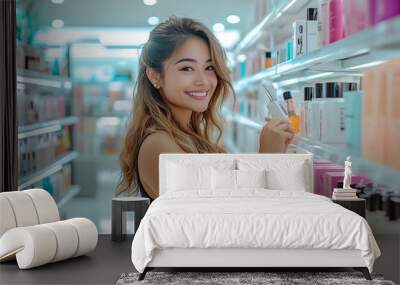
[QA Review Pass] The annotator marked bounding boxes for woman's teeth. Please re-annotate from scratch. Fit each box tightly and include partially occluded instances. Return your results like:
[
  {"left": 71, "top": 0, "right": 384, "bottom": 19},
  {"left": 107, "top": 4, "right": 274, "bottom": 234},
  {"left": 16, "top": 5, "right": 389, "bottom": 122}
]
[{"left": 187, "top": 92, "right": 207, "bottom": 97}]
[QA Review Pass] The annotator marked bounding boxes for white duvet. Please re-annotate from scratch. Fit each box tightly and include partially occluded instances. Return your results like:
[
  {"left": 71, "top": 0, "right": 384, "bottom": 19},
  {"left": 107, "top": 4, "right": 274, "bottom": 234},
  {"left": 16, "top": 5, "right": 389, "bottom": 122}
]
[{"left": 131, "top": 189, "right": 380, "bottom": 273}]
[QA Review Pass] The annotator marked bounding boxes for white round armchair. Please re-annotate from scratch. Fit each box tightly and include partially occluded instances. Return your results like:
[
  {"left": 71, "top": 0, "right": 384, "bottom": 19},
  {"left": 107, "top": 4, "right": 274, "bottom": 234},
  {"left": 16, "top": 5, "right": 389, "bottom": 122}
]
[{"left": 0, "top": 189, "right": 98, "bottom": 269}]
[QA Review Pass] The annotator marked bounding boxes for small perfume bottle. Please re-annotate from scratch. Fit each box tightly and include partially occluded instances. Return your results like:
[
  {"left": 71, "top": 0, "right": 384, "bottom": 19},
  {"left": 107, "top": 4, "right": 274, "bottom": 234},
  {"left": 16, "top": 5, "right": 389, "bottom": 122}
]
[{"left": 283, "top": 91, "right": 300, "bottom": 133}]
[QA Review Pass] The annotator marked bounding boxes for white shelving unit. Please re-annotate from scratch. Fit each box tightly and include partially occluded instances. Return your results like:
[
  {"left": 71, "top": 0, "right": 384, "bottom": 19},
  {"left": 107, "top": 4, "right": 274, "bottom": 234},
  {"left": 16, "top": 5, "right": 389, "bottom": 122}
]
[
  {"left": 18, "top": 116, "right": 79, "bottom": 139},
  {"left": 235, "top": 16, "right": 400, "bottom": 91},
  {"left": 224, "top": 109, "right": 400, "bottom": 188},
  {"left": 18, "top": 151, "right": 79, "bottom": 190},
  {"left": 228, "top": 1, "right": 400, "bottom": 191},
  {"left": 17, "top": 69, "right": 79, "bottom": 207}
]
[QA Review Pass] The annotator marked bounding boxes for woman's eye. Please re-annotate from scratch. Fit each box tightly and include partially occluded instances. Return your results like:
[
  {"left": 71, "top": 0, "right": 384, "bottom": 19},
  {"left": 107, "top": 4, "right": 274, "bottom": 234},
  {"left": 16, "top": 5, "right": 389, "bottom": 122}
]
[
  {"left": 180, "top": 67, "right": 194, "bottom": 71},
  {"left": 206, "top": 65, "right": 215, "bottom": 71}
]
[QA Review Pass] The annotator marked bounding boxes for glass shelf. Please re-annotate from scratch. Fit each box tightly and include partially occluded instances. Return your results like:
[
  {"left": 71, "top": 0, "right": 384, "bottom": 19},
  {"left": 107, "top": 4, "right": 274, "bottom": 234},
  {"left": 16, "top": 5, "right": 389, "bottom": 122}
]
[
  {"left": 234, "top": 16, "right": 400, "bottom": 91},
  {"left": 223, "top": 110, "right": 400, "bottom": 188},
  {"left": 18, "top": 151, "right": 78, "bottom": 190},
  {"left": 234, "top": 0, "right": 311, "bottom": 54},
  {"left": 18, "top": 116, "right": 79, "bottom": 139},
  {"left": 17, "top": 69, "right": 72, "bottom": 91}
]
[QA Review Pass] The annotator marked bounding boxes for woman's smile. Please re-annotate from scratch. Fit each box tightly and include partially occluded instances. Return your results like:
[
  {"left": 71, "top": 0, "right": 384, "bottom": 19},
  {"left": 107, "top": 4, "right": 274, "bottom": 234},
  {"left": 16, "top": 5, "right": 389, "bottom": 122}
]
[{"left": 184, "top": 90, "right": 208, "bottom": 100}]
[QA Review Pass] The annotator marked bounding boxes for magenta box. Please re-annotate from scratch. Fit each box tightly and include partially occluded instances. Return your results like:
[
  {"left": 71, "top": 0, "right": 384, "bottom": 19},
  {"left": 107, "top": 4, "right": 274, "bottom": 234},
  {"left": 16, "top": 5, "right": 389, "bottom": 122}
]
[
  {"left": 323, "top": 172, "right": 373, "bottom": 197},
  {"left": 314, "top": 164, "right": 343, "bottom": 195}
]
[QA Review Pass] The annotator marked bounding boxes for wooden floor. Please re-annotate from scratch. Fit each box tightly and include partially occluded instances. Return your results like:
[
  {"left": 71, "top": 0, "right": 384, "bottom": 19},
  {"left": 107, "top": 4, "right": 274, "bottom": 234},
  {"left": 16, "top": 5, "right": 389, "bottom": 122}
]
[{"left": 0, "top": 235, "right": 134, "bottom": 285}]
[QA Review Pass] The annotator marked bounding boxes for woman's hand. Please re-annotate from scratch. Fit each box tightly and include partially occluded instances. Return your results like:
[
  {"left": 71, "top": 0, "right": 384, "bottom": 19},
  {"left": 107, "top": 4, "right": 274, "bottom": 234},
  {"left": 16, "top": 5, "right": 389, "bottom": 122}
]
[{"left": 259, "top": 118, "right": 295, "bottom": 153}]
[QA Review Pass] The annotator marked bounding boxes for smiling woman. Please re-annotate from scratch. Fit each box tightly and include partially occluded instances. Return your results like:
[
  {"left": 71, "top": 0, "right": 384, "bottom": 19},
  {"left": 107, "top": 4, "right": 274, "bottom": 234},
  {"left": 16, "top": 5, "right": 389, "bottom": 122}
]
[
  {"left": 117, "top": 17, "right": 294, "bottom": 200},
  {"left": 117, "top": 17, "right": 232, "bottom": 199}
]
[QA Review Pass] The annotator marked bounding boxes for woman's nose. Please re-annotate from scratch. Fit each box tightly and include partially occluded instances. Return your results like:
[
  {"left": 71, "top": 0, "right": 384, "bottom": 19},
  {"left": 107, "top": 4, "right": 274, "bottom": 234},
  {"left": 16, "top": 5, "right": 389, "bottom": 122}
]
[{"left": 194, "top": 71, "right": 208, "bottom": 86}]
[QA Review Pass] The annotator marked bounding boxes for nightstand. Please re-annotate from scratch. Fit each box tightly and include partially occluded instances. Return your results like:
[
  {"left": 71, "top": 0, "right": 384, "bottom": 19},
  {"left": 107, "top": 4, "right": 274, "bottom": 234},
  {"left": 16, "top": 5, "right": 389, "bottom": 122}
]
[
  {"left": 112, "top": 197, "right": 150, "bottom": 242},
  {"left": 332, "top": 198, "right": 366, "bottom": 218}
]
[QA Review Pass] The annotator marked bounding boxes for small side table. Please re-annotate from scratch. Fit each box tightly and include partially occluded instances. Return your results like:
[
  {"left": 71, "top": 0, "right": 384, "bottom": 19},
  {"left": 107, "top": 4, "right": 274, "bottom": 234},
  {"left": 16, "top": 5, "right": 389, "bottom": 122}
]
[
  {"left": 112, "top": 197, "right": 150, "bottom": 242},
  {"left": 332, "top": 198, "right": 366, "bottom": 218}
]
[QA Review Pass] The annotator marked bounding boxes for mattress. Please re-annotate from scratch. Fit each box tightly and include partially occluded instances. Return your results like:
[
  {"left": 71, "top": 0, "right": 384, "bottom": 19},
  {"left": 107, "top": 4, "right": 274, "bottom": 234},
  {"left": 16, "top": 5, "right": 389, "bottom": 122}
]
[{"left": 131, "top": 189, "right": 380, "bottom": 273}]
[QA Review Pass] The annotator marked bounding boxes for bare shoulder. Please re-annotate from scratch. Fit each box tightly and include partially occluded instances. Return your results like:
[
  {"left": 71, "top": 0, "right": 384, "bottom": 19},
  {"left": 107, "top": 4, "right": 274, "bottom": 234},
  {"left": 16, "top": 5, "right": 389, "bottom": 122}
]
[{"left": 139, "top": 131, "right": 184, "bottom": 156}]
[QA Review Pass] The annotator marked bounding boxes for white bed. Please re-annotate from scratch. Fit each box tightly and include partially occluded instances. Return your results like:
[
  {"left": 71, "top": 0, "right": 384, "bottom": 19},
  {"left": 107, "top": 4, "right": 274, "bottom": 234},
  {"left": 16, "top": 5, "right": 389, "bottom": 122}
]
[{"left": 131, "top": 154, "right": 380, "bottom": 280}]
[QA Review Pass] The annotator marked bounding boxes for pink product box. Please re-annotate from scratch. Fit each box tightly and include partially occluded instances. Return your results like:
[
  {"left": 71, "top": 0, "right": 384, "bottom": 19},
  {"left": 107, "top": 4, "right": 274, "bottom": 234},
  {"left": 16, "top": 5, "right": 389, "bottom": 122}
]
[
  {"left": 322, "top": 172, "right": 373, "bottom": 197},
  {"left": 369, "top": 0, "right": 400, "bottom": 25},
  {"left": 314, "top": 165, "right": 344, "bottom": 195}
]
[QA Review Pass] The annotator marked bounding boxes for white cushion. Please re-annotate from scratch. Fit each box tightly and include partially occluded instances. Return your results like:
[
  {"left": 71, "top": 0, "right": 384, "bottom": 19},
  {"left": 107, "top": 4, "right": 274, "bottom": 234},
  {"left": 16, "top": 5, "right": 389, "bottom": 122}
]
[
  {"left": 0, "top": 189, "right": 98, "bottom": 269},
  {"left": 0, "top": 218, "right": 98, "bottom": 269},
  {"left": 167, "top": 163, "right": 211, "bottom": 191},
  {"left": 0, "top": 196, "right": 17, "bottom": 237},
  {"left": 212, "top": 168, "right": 237, "bottom": 190},
  {"left": 237, "top": 158, "right": 309, "bottom": 192},
  {"left": 236, "top": 169, "right": 268, "bottom": 189},
  {"left": 267, "top": 164, "right": 307, "bottom": 191}
]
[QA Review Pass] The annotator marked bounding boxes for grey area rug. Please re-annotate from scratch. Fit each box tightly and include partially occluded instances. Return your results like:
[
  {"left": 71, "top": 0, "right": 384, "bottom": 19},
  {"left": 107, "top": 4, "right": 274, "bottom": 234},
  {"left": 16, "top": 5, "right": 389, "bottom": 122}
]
[{"left": 116, "top": 271, "right": 396, "bottom": 285}]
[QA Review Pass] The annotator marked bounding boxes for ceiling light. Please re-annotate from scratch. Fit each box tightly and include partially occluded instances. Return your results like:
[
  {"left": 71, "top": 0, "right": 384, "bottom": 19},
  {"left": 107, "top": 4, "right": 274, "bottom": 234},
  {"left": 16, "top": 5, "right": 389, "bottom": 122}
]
[
  {"left": 227, "top": 15, "right": 240, "bottom": 24},
  {"left": 143, "top": 0, "right": 157, "bottom": 5},
  {"left": 148, "top": 16, "right": 159, "bottom": 26},
  {"left": 51, "top": 0, "right": 64, "bottom": 4},
  {"left": 213, "top": 23, "right": 225, "bottom": 33},
  {"left": 52, "top": 19, "right": 64, "bottom": 29}
]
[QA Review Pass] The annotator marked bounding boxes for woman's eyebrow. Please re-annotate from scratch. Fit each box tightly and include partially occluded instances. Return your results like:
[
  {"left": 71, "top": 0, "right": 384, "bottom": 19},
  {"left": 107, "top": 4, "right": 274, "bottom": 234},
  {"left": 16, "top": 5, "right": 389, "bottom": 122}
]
[{"left": 175, "top": 58, "right": 212, "bottom": 64}]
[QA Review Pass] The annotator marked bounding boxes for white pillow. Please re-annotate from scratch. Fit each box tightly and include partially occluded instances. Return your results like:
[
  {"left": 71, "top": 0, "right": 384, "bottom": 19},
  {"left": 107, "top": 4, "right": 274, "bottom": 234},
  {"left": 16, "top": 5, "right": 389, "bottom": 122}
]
[
  {"left": 167, "top": 163, "right": 211, "bottom": 191},
  {"left": 212, "top": 168, "right": 237, "bottom": 190},
  {"left": 236, "top": 169, "right": 268, "bottom": 189},
  {"left": 237, "top": 159, "right": 308, "bottom": 192},
  {"left": 267, "top": 166, "right": 306, "bottom": 191}
]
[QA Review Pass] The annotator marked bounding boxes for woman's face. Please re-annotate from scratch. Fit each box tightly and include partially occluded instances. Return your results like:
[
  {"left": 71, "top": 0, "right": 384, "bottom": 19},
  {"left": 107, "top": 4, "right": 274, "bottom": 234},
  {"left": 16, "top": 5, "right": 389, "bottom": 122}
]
[{"left": 159, "top": 36, "right": 218, "bottom": 114}]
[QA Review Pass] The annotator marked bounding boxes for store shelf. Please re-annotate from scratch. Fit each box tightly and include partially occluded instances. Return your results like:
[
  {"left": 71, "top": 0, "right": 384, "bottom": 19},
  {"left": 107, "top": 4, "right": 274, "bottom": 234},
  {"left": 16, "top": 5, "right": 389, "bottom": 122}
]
[
  {"left": 17, "top": 69, "right": 72, "bottom": 91},
  {"left": 223, "top": 110, "right": 400, "bottom": 187},
  {"left": 18, "top": 116, "right": 79, "bottom": 139},
  {"left": 18, "top": 151, "right": 79, "bottom": 190},
  {"left": 294, "top": 136, "right": 400, "bottom": 187},
  {"left": 57, "top": 185, "right": 81, "bottom": 209},
  {"left": 235, "top": 16, "right": 400, "bottom": 91},
  {"left": 234, "top": 0, "right": 311, "bottom": 54}
]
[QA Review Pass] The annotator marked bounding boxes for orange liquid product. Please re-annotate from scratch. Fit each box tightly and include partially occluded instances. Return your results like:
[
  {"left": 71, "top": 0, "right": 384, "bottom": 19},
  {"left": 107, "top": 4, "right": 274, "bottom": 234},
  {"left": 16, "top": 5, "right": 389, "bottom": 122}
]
[
  {"left": 283, "top": 91, "right": 300, "bottom": 134},
  {"left": 289, "top": 114, "right": 300, "bottom": 134}
]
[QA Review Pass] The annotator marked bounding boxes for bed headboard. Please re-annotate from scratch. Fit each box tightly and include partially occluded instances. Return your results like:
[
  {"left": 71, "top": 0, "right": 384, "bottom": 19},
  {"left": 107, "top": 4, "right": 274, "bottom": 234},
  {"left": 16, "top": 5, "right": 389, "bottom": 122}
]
[{"left": 159, "top": 153, "right": 313, "bottom": 195}]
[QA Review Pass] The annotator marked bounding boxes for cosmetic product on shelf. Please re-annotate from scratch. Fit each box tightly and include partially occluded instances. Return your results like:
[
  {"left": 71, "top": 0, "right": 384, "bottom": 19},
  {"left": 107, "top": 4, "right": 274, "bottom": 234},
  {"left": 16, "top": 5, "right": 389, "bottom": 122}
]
[
  {"left": 308, "top": 83, "right": 323, "bottom": 141},
  {"left": 314, "top": 163, "right": 344, "bottom": 195},
  {"left": 385, "top": 63, "right": 400, "bottom": 170},
  {"left": 369, "top": 0, "right": 400, "bottom": 26},
  {"left": 362, "top": 67, "right": 387, "bottom": 165},
  {"left": 283, "top": 91, "right": 300, "bottom": 134},
  {"left": 286, "top": 41, "right": 293, "bottom": 61},
  {"left": 329, "top": 0, "right": 344, "bottom": 43},
  {"left": 300, "top": 86, "right": 313, "bottom": 137},
  {"left": 264, "top": 51, "right": 272, "bottom": 69},
  {"left": 318, "top": 0, "right": 330, "bottom": 47},
  {"left": 343, "top": 0, "right": 370, "bottom": 36},
  {"left": 319, "top": 98, "right": 345, "bottom": 144},
  {"left": 344, "top": 91, "right": 363, "bottom": 156},
  {"left": 293, "top": 20, "right": 307, "bottom": 58},
  {"left": 306, "top": 8, "right": 319, "bottom": 53}
]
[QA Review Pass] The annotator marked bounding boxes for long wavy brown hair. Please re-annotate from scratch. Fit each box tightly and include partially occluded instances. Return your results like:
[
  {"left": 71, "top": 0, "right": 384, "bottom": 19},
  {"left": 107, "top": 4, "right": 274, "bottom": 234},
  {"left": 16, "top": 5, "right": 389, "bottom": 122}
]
[{"left": 117, "top": 17, "right": 234, "bottom": 195}]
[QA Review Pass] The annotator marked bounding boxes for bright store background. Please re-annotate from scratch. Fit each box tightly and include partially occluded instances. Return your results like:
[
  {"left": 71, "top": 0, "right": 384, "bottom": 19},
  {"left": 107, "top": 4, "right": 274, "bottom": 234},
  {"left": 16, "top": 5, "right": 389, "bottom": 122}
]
[{"left": 15, "top": 1, "right": 400, "bottom": 282}]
